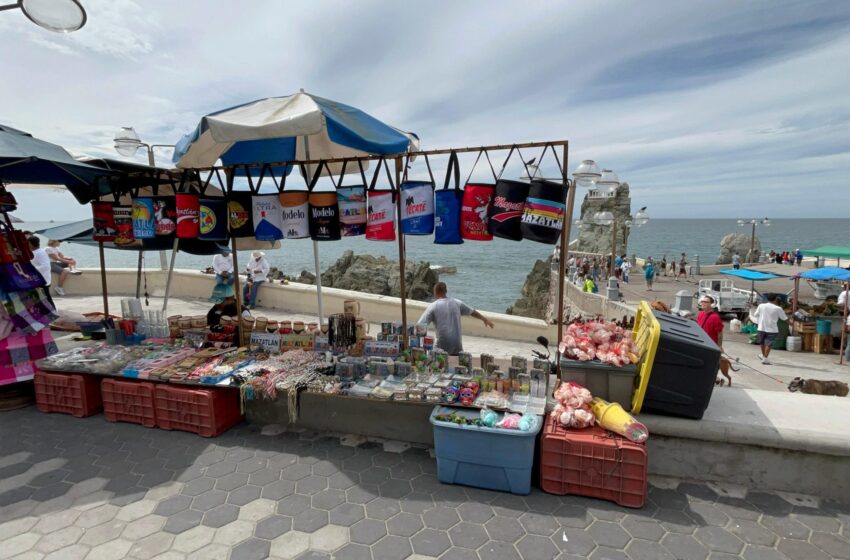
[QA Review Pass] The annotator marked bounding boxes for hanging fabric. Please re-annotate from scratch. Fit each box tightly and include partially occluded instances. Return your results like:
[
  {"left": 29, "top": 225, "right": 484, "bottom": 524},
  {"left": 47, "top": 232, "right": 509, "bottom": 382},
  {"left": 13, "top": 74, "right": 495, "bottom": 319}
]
[
  {"left": 227, "top": 191, "right": 254, "bottom": 238},
  {"left": 308, "top": 162, "right": 341, "bottom": 241},
  {"left": 252, "top": 194, "right": 284, "bottom": 241},
  {"left": 131, "top": 197, "right": 156, "bottom": 239},
  {"left": 521, "top": 145, "right": 567, "bottom": 244},
  {"left": 279, "top": 164, "right": 310, "bottom": 239},
  {"left": 112, "top": 205, "right": 135, "bottom": 246},
  {"left": 175, "top": 193, "right": 201, "bottom": 238},
  {"left": 366, "top": 157, "right": 397, "bottom": 242},
  {"left": 337, "top": 160, "right": 368, "bottom": 237},
  {"left": 399, "top": 154, "right": 435, "bottom": 235},
  {"left": 488, "top": 147, "right": 532, "bottom": 241},
  {"left": 92, "top": 201, "right": 116, "bottom": 242},
  {"left": 434, "top": 150, "right": 463, "bottom": 245},
  {"left": 153, "top": 196, "right": 177, "bottom": 237},
  {"left": 460, "top": 149, "right": 497, "bottom": 241},
  {"left": 199, "top": 197, "right": 229, "bottom": 241}
]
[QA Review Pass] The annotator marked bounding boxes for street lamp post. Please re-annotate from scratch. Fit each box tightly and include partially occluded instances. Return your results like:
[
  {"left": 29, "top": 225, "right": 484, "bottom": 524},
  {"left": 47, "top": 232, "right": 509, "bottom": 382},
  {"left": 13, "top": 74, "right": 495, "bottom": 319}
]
[
  {"left": 114, "top": 127, "right": 177, "bottom": 299},
  {"left": 0, "top": 0, "right": 86, "bottom": 32},
  {"left": 737, "top": 218, "right": 770, "bottom": 263}
]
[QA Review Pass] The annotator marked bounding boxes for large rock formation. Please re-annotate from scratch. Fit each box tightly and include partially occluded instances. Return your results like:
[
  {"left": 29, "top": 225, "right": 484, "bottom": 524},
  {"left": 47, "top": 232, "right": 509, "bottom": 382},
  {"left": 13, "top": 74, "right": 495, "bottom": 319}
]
[
  {"left": 294, "top": 250, "right": 439, "bottom": 301},
  {"left": 716, "top": 232, "right": 762, "bottom": 264},
  {"left": 506, "top": 256, "right": 553, "bottom": 319},
  {"left": 574, "top": 182, "right": 632, "bottom": 255}
]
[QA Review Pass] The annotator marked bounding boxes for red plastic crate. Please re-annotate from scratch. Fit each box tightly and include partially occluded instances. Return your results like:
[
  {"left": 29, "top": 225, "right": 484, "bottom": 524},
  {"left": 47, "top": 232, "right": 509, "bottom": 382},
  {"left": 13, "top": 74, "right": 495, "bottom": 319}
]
[
  {"left": 34, "top": 370, "right": 102, "bottom": 418},
  {"left": 540, "top": 415, "right": 647, "bottom": 508},
  {"left": 101, "top": 378, "right": 157, "bottom": 428},
  {"left": 153, "top": 385, "right": 242, "bottom": 437}
]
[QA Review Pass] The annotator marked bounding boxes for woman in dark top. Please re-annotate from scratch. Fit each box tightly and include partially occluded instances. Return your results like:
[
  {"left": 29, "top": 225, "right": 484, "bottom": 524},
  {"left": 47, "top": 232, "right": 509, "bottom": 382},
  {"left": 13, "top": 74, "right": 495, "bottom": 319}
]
[{"left": 207, "top": 296, "right": 237, "bottom": 327}]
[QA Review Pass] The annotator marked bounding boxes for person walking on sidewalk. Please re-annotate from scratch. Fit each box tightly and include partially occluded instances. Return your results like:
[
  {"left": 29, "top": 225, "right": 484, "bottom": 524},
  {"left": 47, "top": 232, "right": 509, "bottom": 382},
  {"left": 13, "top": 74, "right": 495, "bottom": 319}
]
[
  {"left": 675, "top": 253, "right": 687, "bottom": 281},
  {"left": 644, "top": 260, "right": 655, "bottom": 291},
  {"left": 750, "top": 294, "right": 787, "bottom": 365}
]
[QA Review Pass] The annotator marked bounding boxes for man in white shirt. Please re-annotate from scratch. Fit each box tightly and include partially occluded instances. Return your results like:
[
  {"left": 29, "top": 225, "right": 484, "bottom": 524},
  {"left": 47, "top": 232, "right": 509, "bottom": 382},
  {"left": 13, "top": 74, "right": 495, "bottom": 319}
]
[
  {"left": 243, "top": 251, "right": 270, "bottom": 309},
  {"left": 210, "top": 249, "right": 235, "bottom": 302},
  {"left": 417, "top": 282, "right": 493, "bottom": 355},
  {"left": 750, "top": 294, "right": 788, "bottom": 365},
  {"left": 28, "top": 236, "right": 54, "bottom": 306},
  {"left": 621, "top": 260, "right": 631, "bottom": 283}
]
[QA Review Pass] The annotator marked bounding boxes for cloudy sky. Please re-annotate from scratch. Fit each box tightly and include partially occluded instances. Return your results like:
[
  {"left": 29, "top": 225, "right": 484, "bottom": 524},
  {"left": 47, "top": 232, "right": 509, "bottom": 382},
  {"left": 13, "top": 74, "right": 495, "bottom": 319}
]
[{"left": 3, "top": 0, "right": 849, "bottom": 220}]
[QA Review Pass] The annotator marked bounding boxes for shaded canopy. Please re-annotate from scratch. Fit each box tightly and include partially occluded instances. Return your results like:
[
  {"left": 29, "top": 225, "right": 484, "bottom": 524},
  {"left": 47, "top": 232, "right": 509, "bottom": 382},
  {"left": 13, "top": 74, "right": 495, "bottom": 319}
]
[
  {"left": 718, "top": 269, "right": 786, "bottom": 281},
  {"left": 798, "top": 267, "right": 850, "bottom": 282},
  {"left": 799, "top": 246, "right": 850, "bottom": 260},
  {"left": 0, "top": 123, "right": 113, "bottom": 202}
]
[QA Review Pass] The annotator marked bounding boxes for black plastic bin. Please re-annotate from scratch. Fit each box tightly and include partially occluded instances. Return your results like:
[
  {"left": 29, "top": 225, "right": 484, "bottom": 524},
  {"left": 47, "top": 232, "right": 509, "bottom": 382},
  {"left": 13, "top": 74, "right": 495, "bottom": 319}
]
[{"left": 642, "top": 310, "right": 721, "bottom": 419}]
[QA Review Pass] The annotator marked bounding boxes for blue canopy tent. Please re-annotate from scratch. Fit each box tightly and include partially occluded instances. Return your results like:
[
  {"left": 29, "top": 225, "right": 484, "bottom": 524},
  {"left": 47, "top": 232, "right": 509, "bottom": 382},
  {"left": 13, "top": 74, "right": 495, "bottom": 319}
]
[
  {"left": 172, "top": 91, "right": 418, "bottom": 326},
  {"left": 718, "top": 268, "right": 787, "bottom": 305},
  {"left": 796, "top": 268, "right": 850, "bottom": 363}
]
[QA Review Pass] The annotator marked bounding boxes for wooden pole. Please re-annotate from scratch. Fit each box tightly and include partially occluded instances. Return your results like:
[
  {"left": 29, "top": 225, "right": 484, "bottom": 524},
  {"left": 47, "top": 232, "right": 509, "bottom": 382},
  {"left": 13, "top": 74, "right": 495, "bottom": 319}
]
[
  {"left": 556, "top": 143, "right": 573, "bottom": 381},
  {"left": 225, "top": 169, "right": 246, "bottom": 345},
  {"left": 395, "top": 156, "right": 409, "bottom": 350},
  {"left": 791, "top": 277, "right": 799, "bottom": 335},
  {"left": 98, "top": 241, "right": 109, "bottom": 316},
  {"left": 135, "top": 251, "right": 143, "bottom": 299}
]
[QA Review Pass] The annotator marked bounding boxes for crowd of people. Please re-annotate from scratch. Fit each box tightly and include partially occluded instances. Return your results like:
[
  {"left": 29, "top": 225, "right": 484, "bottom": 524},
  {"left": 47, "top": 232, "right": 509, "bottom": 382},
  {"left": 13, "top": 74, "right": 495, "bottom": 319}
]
[
  {"left": 768, "top": 249, "right": 803, "bottom": 266},
  {"left": 209, "top": 249, "right": 273, "bottom": 310}
]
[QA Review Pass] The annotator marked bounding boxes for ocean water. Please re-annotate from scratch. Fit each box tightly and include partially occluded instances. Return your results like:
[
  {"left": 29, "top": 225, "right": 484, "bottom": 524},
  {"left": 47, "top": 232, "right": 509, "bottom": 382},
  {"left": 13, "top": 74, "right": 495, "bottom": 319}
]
[{"left": 20, "top": 219, "right": 850, "bottom": 313}]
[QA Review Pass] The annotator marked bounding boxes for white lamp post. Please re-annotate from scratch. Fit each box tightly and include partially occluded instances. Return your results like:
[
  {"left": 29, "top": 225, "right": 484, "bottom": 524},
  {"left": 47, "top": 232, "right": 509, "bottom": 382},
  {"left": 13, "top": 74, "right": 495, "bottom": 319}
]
[
  {"left": 0, "top": 0, "right": 86, "bottom": 32},
  {"left": 596, "top": 169, "right": 620, "bottom": 193},
  {"left": 573, "top": 160, "right": 602, "bottom": 188},
  {"left": 114, "top": 127, "right": 174, "bottom": 166},
  {"left": 738, "top": 218, "right": 770, "bottom": 263}
]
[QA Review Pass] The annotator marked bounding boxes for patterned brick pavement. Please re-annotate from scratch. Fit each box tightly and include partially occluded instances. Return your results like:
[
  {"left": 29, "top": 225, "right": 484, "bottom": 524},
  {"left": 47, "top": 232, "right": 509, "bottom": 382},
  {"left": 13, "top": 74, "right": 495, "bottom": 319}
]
[{"left": 1, "top": 408, "right": 849, "bottom": 560}]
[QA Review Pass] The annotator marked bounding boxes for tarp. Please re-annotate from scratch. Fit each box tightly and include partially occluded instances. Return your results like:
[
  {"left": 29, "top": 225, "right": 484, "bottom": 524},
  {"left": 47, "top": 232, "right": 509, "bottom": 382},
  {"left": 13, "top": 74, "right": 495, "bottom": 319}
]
[
  {"left": 0, "top": 123, "right": 112, "bottom": 202},
  {"left": 34, "top": 219, "right": 228, "bottom": 255},
  {"left": 798, "top": 267, "right": 850, "bottom": 282},
  {"left": 799, "top": 245, "right": 850, "bottom": 260},
  {"left": 172, "top": 91, "right": 417, "bottom": 177},
  {"left": 718, "top": 269, "right": 786, "bottom": 281}
]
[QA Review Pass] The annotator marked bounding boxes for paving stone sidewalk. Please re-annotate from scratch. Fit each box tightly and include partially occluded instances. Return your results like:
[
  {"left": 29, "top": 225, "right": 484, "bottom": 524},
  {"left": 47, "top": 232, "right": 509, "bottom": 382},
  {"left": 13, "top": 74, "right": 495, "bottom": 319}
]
[{"left": 1, "top": 408, "right": 848, "bottom": 560}]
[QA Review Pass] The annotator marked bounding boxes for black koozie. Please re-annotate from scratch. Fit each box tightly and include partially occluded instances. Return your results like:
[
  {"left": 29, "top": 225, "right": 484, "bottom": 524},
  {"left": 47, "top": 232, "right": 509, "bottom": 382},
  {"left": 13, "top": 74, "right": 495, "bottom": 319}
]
[
  {"left": 488, "top": 179, "right": 529, "bottom": 241},
  {"left": 520, "top": 179, "right": 566, "bottom": 245}
]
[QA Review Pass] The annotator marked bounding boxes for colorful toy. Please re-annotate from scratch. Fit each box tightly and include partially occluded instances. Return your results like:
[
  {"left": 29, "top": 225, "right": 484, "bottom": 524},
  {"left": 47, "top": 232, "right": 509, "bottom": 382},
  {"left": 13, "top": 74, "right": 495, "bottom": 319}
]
[
  {"left": 479, "top": 408, "right": 498, "bottom": 427},
  {"left": 443, "top": 382, "right": 461, "bottom": 404},
  {"left": 459, "top": 381, "right": 479, "bottom": 406}
]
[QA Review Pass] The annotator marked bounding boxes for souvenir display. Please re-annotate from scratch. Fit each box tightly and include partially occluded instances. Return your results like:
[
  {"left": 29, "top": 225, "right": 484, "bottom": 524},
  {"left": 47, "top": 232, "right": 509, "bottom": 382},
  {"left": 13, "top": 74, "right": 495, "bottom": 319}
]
[
  {"left": 153, "top": 196, "right": 177, "bottom": 236},
  {"left": 228, "top": 191, "right": 254, "bottom": 238},
  {"left": 366, "top": 158, "right": 396, "bottom": 241},
  {"left": 520, "top": 179, "right": 565, "bottom": 244},
  {"left": 92, "top": 201, "right": 116, "bottom": 242},
  {"left": 252, "top": 194, "right": 284, "bottom": 241},
  {"left": 131, "top": 197, "right": 156, "bottom": 239},
  {"left": 434, "top": 151, "right": 463, "bottom": 244},
  {"left": 112, "top": 205, "right": 135, "bottom": 245},
  {"left": 337, "top": 161, "right": 368, "bottom": 237},
  {"left": 175, "top": 193, "right": 201, "bottom": 238},
  {"left": 199, "top": 197, "right": 228, "bottom": 241},
  {"left": 400, "top": 155, "right": 435, "bottom": 235}
]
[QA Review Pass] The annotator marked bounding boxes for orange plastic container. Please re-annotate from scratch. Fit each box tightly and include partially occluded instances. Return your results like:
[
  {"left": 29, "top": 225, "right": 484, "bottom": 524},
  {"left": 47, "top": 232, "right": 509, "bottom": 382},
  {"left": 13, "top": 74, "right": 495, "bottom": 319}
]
[
  {"left": 101, "top": 378, "right": 157, "bottom": 428},
  {"left": 153, "top": 385, "right": 242, "bottom": 437},
  {"left": 540, "top": 415, "right": 647, "bottom": 508},
  {"left": 34, "top": 370, "right": 102, "bottom": 418}
]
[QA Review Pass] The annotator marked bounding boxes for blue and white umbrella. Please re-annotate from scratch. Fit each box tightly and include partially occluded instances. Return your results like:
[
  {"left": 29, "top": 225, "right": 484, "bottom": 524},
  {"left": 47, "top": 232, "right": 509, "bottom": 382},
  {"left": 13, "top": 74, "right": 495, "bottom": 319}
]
[
  {"left": 172, "top": 91, "right": 418, "bottom": 321},
  {"left": 173, "top": 90, "right": 418, "bottom": 176}
]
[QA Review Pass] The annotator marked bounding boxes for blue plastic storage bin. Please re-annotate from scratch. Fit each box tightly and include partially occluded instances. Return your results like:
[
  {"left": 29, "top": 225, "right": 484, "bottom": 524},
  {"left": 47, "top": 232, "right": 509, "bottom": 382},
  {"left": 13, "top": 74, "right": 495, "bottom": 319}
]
[{"left": 429, "top": 406, "right": 542, "bottom": 495}]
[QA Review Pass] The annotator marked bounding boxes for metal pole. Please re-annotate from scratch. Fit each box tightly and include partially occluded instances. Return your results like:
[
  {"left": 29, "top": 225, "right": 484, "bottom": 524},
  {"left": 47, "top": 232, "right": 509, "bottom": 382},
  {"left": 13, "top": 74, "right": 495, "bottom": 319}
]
[
  {"left": 395, "top": 156, "right": 409, "bottom": 349},
  {"left": 146, "top": 145, "right": 169, "bottom": 271},
  {"left": 791, "top": 277, "right": 800, "bottom": 336},
  {"left": 162, "top": 238, "right": 179, "bottom": 312},
  {"left": 609, "top": 220, "right": 617, "bottom": 277},
  {"left": 135, "top": 251, "right": 143, "bottom": 299},
  {"left": 303, "top": 135, "right": 325, "bottom": 324},
  {"left": 557, "top": 144, "right": 574, "bottom": 381},
  {"left": 98, "top": 241, "right": 109, "bottom": 316},
  {"left": 224, "top": 169, "right": 245, "bottom": 344},
  {"left": 750, "top": 222, "right": 756, "bottom": 264},
  {"left": 840, "top": 283, "right": 848, "bottom": 365}
]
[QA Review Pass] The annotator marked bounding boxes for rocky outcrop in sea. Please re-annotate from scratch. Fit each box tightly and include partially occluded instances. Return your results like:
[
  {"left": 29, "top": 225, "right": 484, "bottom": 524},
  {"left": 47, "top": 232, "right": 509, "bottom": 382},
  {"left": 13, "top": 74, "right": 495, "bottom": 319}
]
[
  {"left": 506, "top": 256, "right": 552, "bottom": 319},
  {"left": 716, "top": 232, "right": 761, "bottom": 264},
  {"left": 574, "top": 182, "right": 632, "bottom": 255},
  {"left": 293, "top": 250, "right": 439, "bottom": 301}
]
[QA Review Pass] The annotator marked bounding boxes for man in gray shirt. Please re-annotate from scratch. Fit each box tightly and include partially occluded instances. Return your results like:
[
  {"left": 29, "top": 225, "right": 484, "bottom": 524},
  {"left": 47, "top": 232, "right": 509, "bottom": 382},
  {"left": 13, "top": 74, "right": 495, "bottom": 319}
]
[{"left": 417, "top": 282, "right": 494, "bottom": 355}]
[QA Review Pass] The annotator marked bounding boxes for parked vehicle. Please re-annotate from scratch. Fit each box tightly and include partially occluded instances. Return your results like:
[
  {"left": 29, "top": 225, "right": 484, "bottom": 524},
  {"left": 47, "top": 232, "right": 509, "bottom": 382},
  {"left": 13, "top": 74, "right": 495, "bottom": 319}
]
[{"left": 697, "top": 279, "right": 756, "bottom": 318}]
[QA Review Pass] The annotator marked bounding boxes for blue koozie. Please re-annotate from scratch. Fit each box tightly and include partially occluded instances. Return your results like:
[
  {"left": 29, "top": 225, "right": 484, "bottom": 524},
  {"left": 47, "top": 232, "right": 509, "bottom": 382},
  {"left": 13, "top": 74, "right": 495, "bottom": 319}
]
[{"left": 434, "top": 151, "right": 463, "bottom": 244}]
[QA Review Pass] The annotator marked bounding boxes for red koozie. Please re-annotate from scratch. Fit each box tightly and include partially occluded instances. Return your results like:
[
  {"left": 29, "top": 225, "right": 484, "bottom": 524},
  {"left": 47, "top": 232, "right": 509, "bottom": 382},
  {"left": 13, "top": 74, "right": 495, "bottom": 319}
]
[
  {"left": 92, "top": 201, "right": 116, "bottom": 242},
  {"left": 460, "top": 183, "right": 494, "bottom": 241},
  {"left": 175, "top": 194, "right": 200, "bottom": 238}
]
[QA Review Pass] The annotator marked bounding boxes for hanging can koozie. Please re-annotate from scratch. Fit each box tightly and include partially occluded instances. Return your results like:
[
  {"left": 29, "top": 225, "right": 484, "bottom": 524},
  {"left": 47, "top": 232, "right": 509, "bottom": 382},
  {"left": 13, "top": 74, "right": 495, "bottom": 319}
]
[
  {"left": 112, "top": 205, "right": 135, "bottom": 246},
  {"left": 488, "top": 179, "right": 529, "bottom": 241},
  {"left": 460, "top": 149, "right": 497, "bottom": 241},
  {"left": 228, "top": 191, "right": 254, "bottom": 238},
  {"left": 337, "top": 160, "right": 368, "bottom": 237},
  {"left": 175, "top": 193, "right": 200, "bottom": 238},
  {"left": 199, "top": 197, "right": 228, "bottom": 241},
  {"left": 152, "top": 196, "right": 177, "bottom": 237},
  {"left": 366, "top": 158, "right": 396, "bottom": 242},
  {"left": 252, "top": 195, "right": 284, "bottom": 241},
  {"left": 280, "top": 190, "right": 310, "bottom": 239},
  {"left": 520, "top": 179, "right": 565, "bottom": 244},
  {"left": 400, "top": 155, "right": 435, "bottom": 235},
  {"left": 308, "top": 162, "right": 341, "bottom": 241},
  {"left": 434, "top": 151, "right": 463, "bottom": 245},
  {"left": 92, "top": 201, "right": 116, "bottom": 242},
  {"left": 131, "top": 197, "right": 156, "bottom": 239}
]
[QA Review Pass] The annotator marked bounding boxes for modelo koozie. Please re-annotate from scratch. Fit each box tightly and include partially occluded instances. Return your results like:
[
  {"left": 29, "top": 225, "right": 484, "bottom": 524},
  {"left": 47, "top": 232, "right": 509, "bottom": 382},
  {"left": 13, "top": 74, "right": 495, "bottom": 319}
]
[
  {"left": 488, "top": 179, "right": 529, "bottom": 241},
  {"left": 434, "top": 151, "right": 463, "bottom": 244},
  {"left": 199, "top": 197, "right": 228, "bottom": 241},
  {"left": 520, "top": 179, "right": 565, "bottom": 244},
  {"left": 175, "top": 193, "right": 200, "bottom": 238}
]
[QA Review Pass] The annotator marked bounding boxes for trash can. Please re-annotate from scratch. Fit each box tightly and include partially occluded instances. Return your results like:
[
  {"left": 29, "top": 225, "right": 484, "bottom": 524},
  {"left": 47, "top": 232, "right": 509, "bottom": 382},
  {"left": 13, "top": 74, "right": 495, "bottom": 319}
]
[
  {"left": 560, "top": 359, "right": 637, "bottom": 408},
  {"left": 638, "top": 310, "right": 721, "bottom": 419}
]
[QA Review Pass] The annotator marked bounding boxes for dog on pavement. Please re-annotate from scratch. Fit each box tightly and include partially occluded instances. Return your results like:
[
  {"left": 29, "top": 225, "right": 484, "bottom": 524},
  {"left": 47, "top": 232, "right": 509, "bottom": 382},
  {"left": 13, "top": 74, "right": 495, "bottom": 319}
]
[
  {"left": 715, "top": 356, "right": 740, "bottom": 387},
  {"left": 787, "top": 377, "right": 849, "bottom": 396}
]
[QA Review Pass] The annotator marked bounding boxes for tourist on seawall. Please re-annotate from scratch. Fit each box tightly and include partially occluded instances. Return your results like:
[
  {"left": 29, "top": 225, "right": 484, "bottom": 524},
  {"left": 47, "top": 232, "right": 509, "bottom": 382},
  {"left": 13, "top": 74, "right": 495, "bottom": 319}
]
[
  {"left": 210, "top": 249, "right": 235, "bottom": 303},
  {"left": 243, "top": 251, "right": 270, "bottom": 310},
  {"left": 417, "top": 281, "right": 494, "bottom": 355}
]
